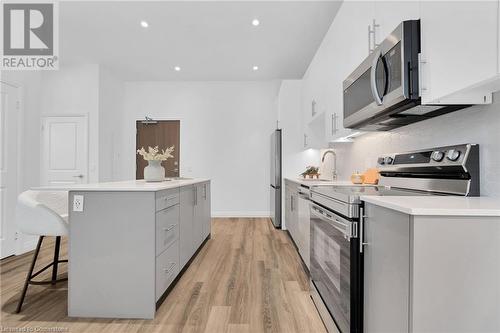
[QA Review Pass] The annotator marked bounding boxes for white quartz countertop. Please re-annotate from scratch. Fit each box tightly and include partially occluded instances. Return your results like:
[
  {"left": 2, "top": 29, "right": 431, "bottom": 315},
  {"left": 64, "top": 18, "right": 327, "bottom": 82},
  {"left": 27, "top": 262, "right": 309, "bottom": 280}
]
[
  {"left": 33, "top": 178, "right": 210, "bottom": 192},
  {"left": 285, "top": 178, "right": 366, "bottom": 187},
  {"left": 361, "top": 196, "right": 500, "bottom": 216}
]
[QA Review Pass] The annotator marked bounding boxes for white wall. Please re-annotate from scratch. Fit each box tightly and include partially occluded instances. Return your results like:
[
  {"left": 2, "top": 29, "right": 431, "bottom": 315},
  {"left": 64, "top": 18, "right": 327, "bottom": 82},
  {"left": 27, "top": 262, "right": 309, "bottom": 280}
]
[
  {"left": 99, "top": 67, "right": 124, "bottom": 182},
  {"left": 39, "top": 64, "right": 100, "bottom": 183},
  {"left": 121, "top": 81, "right": 280, "bottom": 216},
  {"left": 332, "top": 100, "right": 500, "bottom": 196}
]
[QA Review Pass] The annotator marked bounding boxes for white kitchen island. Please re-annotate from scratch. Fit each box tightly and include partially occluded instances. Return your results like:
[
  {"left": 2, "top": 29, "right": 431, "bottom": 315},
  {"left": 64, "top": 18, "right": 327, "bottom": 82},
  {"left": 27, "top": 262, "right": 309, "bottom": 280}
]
[{"left": 41, "top": 179, "right": 211, "bottom": 319}]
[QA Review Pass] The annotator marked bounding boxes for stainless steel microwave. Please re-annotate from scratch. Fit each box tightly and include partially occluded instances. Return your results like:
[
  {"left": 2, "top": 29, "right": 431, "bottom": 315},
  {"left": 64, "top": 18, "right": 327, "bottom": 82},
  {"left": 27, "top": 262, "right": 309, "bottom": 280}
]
[{"left": 343, "top": 20, "right": 468, "bottom": 131}]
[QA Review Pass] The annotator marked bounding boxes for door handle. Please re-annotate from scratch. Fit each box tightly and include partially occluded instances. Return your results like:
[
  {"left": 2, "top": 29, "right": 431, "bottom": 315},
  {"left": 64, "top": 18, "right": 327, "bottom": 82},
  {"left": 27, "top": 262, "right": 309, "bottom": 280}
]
[{"left": 73, "top": 174, "right": 84, "bottom": 178}]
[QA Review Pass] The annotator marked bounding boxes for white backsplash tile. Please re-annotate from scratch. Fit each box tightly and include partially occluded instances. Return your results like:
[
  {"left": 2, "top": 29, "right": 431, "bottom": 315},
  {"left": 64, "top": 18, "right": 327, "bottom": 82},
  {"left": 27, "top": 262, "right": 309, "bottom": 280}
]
[{"left": 332, "top": 95, "right": 500, "bottom": 197}]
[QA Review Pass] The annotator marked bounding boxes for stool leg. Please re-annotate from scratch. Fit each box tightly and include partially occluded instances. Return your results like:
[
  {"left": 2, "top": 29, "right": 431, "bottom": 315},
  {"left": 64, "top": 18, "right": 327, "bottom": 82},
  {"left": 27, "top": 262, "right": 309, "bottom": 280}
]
[
  {"left": 16, "top": 236, "right": 44, "bottom": 313},
  {"left": 51, "top": 236, "right": 61, "bottom": 285}
]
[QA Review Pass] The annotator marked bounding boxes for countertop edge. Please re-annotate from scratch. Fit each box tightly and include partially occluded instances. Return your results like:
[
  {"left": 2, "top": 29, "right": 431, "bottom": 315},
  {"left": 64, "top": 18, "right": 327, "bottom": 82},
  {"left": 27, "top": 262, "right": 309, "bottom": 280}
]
[
  {"left": 33, "top": 179, "right": 211, "bottom": 192},
  {"left": 284, "top": 177, "right": 360, "bottom": 187},
  {"left": 360, "top": 196, "right": 500, "bottom": 217}
]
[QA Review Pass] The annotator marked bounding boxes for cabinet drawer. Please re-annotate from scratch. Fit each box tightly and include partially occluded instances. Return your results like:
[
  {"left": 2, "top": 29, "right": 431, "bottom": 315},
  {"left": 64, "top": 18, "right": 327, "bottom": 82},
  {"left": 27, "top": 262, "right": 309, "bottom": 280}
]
[
  {"left": 156, "top": 205, "right": 180, "bottom": 256},
  {"left": 155, "top": 241, "right": 179, "bottom": 301},
  {"left": 156, "top": 189, "right": 180, "bottom": 212}
]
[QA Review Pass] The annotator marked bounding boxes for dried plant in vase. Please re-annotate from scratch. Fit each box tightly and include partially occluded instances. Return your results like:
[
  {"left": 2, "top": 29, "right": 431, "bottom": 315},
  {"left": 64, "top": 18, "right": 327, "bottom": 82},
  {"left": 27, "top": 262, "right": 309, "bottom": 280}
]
[
  {"left": 300, "top": 166, "right": 320, "bottom": 179},
  {"left": 137, "top": 146, "right": 175, "bottom": 182}
]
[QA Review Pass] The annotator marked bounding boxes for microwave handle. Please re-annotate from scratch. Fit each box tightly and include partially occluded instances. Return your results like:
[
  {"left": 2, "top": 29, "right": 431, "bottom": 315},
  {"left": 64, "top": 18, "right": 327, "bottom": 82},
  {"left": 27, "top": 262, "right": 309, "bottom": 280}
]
[{"left": 370, "top": 49, "right": 383, "bottom": 106}]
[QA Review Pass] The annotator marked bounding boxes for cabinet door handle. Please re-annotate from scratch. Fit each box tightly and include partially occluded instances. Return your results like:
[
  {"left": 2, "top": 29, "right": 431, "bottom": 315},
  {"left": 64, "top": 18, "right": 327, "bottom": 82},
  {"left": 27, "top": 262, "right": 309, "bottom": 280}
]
[
  {"left": 368, "top": 24, "right": 371, "bottom": 54},
  {"left": 193, "top": 187, "right": 197, "bottom": 206},
  {"left": 163, "top": 224, "right": 176, "bottom": 232},
  {"left": 331, "top": 113, "right": 338, "bottom": 135},
  {"left": 164, "top": 262, "right": 176, "bottom": 274},
  {"left": 291, "top": 194, "right": 294, "bottom": 212},
  {"left": 303, "top": 134, "right": 307, "bottom": 148},
  {"left": 418, "top": 54, "right": 428, "bottom": 93},
  {"left": 165, "top": 195, "right": 177, "bottom": 202}
]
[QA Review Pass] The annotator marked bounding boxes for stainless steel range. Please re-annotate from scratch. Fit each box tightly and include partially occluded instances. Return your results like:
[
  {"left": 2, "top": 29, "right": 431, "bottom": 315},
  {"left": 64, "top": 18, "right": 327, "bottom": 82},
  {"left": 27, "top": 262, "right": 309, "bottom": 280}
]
[{"left": 309, "top": 144, "right": 479, "bottom": 333}]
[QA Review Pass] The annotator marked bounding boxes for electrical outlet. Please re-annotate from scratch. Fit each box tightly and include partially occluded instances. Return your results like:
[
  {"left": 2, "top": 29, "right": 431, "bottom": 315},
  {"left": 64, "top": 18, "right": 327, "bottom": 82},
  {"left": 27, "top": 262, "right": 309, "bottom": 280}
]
[{"left": 73, "top": 195, "right": 84, "bottom": 212}]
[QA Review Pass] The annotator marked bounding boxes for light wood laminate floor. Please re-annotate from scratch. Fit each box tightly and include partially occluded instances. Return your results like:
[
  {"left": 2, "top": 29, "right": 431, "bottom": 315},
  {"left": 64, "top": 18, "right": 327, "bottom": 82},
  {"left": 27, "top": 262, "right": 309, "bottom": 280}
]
[{"left": 1, "top": 218, "right": 326, "bottom": 332}]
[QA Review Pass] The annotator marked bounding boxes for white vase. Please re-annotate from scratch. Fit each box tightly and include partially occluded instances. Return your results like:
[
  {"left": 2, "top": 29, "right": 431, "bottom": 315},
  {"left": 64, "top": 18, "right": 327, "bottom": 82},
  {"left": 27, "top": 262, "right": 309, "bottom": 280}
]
[{"left": 144, "top": 160, "right": 165, "bottom": 182}]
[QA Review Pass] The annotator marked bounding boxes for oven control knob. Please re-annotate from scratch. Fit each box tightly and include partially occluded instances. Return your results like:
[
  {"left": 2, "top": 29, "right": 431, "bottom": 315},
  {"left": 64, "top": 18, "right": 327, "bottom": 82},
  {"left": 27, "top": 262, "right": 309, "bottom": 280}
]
[
  {"left": 431, "top": 151, "right": 445, "bottom": 162},
  {"left": 384, "top": 156, "right": 394, "bottom": 165},
  {"left": 446, "top": 149, "right": 461, "bottom": 161},
  {"left": 377, "top": 157, "right": 385, "bottom": 165}
]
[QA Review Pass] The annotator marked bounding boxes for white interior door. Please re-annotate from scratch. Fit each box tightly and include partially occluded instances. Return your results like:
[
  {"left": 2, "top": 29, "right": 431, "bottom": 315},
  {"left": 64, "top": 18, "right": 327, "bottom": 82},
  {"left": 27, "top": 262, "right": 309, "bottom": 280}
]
[
  {"left": 41, "top": 116, "right": 88, "bottom": 185},
  {"left": 0, "top": 82, "right": 20, "bottom": 259}
]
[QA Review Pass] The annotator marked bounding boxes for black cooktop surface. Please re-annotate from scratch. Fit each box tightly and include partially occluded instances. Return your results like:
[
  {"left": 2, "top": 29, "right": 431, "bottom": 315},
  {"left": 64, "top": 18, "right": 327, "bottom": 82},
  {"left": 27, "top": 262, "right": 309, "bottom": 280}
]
[{"left": 311, "top": 185, "right": 436, "bottom": 204}]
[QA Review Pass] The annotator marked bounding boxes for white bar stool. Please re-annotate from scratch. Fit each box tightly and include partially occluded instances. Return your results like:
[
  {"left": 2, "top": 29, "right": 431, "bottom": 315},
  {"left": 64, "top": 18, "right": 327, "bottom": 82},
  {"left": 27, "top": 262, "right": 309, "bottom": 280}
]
[{"left": 15, "top": 190, "right": 69, "bottom": 313}]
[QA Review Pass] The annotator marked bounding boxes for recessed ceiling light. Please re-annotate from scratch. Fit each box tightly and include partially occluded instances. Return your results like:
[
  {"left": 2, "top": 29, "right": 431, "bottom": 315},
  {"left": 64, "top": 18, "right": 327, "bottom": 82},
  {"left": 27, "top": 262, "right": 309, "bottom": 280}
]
[
  {"left": 252, "top": 65, "right": 259, "bottom": 71},
  {"left": 174, "top": 66, "right": 181, "bottom": 71},
  {"left": 252, "top": 19, "right": 260, "bottom": 26},
  {"left": 140, "top": 20, "right": 149, "bottom": 28}
]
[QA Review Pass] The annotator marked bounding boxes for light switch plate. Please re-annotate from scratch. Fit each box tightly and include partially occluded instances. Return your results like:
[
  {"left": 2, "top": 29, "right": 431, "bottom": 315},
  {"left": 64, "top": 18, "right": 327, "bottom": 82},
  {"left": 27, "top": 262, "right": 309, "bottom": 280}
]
[{"left": 73, "top": 195, "right": 84, "bottom": 212}]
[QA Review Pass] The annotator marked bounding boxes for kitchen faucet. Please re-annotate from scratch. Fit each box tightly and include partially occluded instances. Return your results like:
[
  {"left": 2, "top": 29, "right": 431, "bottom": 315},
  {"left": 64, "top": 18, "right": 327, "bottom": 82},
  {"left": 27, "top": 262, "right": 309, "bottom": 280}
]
[{"left": 321, "top": 150, "right": 337, "bottom": 180}]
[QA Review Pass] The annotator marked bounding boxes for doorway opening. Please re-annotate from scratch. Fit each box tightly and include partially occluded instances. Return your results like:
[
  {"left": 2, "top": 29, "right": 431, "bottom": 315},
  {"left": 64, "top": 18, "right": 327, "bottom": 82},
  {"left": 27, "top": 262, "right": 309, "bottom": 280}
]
[{"left": 136, "top": 120, "right": 180, "bottom": 179}]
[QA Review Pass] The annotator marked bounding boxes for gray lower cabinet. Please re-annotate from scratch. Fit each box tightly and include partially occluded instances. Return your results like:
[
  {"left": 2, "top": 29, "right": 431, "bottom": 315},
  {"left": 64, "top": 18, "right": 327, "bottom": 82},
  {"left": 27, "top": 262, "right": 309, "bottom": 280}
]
[
  {"left": 363, "top": 202, "right": 500, "bottom": 332},
  {"left": 202, "top": 182, "right": 211, "bottom": 239},
  {"left": 180, "top": 182, "right": 211, "bottom": 268},
  {"left": 155, "top": 204, "right": 180, "bottom": 256},
  {"left": 285, "top": 180, "right": 305, "bottom": 262},
  {"left": 155, "top": 240, "right": 179, "bottom": 301},
  {"left": 69, "top": 181, "right": 211, "bottom": 319},
  {"left": 180, "top": 185, "right": 195, "bottom": 267},
  {"left": 363, "top": 203, "right": 410, "bottom": 333},
  {"left": 285, "top": 180, "right": 299, "bottom": 236}
]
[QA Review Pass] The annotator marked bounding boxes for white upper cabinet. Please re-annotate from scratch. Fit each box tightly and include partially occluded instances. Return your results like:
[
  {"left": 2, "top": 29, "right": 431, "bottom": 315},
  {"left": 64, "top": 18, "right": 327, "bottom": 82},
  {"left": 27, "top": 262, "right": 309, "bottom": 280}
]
[
  {"left": 374, "top": 1, "right": 420, "bottom": 44},
  {"left": 326, "top": 1, "right": 374, "bottom": 142},
  {"left": 299, "top": 0, "right": 499, "bottom": 145},
  {"left": 302, "top": 1, "right": 374, "bottom": 144},
  {"left": 420, "top": 1, "right": 497, "bottom": 104}
]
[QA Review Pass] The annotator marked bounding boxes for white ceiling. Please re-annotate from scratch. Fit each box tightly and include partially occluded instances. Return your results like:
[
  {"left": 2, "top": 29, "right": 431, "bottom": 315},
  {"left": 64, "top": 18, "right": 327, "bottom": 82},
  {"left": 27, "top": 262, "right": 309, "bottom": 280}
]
[{"left": 59, "top": 1, "right": 341, "bottom": 81}]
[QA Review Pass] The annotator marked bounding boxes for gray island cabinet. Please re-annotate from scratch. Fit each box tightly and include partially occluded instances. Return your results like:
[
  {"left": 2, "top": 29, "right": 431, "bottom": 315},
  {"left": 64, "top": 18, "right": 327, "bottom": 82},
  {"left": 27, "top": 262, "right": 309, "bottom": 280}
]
[
  {"left": 362, "top": 198, "right": 500, "bottom": 333},
  {"left": 67, "top": 179, "right": 211, "bottom": 319}
]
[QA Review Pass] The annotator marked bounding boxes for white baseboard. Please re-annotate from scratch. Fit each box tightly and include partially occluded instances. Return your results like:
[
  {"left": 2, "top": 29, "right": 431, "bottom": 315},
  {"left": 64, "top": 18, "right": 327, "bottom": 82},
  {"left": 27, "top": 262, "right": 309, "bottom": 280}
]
[{"left": 212, "top": 211, "right": 271, "bottom": 218}]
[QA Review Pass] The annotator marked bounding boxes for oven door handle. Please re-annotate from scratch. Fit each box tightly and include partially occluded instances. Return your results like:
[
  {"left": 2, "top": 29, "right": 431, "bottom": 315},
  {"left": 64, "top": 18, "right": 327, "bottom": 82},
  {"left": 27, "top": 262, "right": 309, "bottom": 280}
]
[
  {"left": 298, "top": 193, "right": 310, "bottom": 200},
  {"left": 360, "top": 207, "right": 368, "bottom": 253},
  {"left": 311, "top": 205, "right": 349, "bottom": 236}
]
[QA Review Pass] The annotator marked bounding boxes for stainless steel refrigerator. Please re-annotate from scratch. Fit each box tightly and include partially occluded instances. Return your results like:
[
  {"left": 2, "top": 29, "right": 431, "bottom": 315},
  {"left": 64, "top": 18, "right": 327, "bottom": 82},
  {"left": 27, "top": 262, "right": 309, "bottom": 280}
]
[{"left": 270, "top": 129, "right": 282, "bottom": 228}]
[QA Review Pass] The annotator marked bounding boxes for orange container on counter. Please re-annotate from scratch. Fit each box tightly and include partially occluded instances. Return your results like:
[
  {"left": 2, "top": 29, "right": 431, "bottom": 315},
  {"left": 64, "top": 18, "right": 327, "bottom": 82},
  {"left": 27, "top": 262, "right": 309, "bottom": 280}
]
[{"left": 363, "top": 168, "right": 380, "bottom": 184}]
